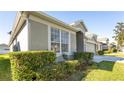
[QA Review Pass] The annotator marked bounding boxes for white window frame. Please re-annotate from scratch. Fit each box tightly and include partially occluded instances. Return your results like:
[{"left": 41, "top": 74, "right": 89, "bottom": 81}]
[{"left": 49, "top": 26, "right": 71, "bottom": 55}]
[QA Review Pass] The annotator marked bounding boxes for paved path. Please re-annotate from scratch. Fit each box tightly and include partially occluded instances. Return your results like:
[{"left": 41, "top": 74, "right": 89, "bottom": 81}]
[{"left": 93, "top": 55, "right": 124, "bottom": 63}]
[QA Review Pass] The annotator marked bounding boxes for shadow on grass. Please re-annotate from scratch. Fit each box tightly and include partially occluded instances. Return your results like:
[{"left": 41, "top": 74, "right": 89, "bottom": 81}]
[
  {"left": 82, "top": 61, "right": 115, "bottom": 80},
  {"left": 97, "top": 61, "right": 115, "bottom": 71},
  {"left": 0, "top": 57, "right": 12, "bottom": 81}
]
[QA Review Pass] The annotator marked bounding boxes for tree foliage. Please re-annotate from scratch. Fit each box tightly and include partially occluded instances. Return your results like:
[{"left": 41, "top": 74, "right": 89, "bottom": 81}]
[{"left": 113, "top": 22, "right": 124, "bottom": 48}]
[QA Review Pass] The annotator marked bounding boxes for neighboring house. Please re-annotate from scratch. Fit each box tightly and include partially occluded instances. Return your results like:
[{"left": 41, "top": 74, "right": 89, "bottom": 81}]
[
  {"left": 9, "top": 11, "right": 97, "bottom": 61},
  {"left": 84, "top": 32, "right": 97, "bottom": 53},
  {"left": 97, "top": 41, "right": 103, "bottom": 51},
  {"left": 0, "top": 44, "right": 9, "bottom": 54},
  {"left": 97, "top": 37, "right": 109, "bottom": 50}
]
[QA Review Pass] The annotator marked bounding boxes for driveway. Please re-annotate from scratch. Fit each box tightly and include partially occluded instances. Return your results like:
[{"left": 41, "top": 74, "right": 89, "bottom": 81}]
[{"left": 93, "top": 55, "right": 124, "bottom": 63}]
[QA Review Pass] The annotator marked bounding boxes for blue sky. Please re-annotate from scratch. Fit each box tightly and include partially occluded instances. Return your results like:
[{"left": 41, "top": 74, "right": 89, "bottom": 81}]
[
  {"left": 0, "top": 11, "right": 16, "bottom": 44},
  {"left": 1, "top": 11, "right": 124, "bottom": 44}
]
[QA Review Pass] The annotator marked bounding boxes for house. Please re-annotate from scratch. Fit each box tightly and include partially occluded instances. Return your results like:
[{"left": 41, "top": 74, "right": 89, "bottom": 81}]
[
  {"left": 84, "top": 32, "right": 97, "bottom": 53},
  {"left": 97, "top": 41, "right": 103, "bottom": 51},
  {"left": 70, "top": 21, "right": 97, "bottom": 53},
  {"left": 97, "top": 37, "right": 109, "bottom": 51},
  {"left": 0, "top": 44, "right": 9, "bottom": 54},
  {"left": 9, "top": 11, "right": 97, "bottom": 61}
]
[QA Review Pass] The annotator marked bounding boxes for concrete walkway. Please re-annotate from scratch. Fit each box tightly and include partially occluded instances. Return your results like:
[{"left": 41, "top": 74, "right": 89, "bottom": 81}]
[{"left": 93, "top": 55, "right": 124, "bottom": 63}]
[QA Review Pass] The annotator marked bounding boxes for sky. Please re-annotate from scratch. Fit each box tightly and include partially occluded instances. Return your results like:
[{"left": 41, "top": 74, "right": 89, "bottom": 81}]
[
  {"left": 0, "top": 11, "right": 16, "bottom": 44},
  {"left": 1, "top": 11, "right": 124, "bottom": 44}
]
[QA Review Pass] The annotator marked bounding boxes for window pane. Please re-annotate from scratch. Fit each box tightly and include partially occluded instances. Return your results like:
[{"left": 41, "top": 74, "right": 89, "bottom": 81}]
[
  {"left": 62, "top": 44, "right": 68, "bottom": 52},
  {"left": 51, "top": 27, "right": 60, "bottom": 42},
  {"left": 51, "top": 27, "right": 60, "bottom": 53},
  {"left": 61, "top": 31, "right": 69, "bottom": 52},
  {"left": 51, "top": 43, "right": 60, "bottom": 52}
]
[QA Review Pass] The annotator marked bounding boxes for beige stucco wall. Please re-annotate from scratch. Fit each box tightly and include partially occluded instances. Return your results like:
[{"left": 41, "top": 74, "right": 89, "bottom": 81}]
[
  {"left": 29, "top": 15, "right": 77, "bottom": 55},
  {"left": 10, "top": 23, "right": 28, "bottom": 52},
  {"left": 28, "top": 19, "right": 48, "bottom": 50},
  {"left": 17, "top": 23, "right": 28, "bottom": 51}
]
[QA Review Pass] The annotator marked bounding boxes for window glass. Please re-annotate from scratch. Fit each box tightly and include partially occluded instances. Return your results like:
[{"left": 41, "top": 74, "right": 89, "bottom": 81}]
[
  {"left": 61, "top": 31, "right": 69, "bottom": 52},
  {"left": 51, "top": 27, "right": 60, "bottom": 52}
]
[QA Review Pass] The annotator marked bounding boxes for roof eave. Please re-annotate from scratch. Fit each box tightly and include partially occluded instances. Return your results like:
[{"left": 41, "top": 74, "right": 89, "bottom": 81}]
[{"left": 29, "top": 11, "right": 79, "bottom": 32}]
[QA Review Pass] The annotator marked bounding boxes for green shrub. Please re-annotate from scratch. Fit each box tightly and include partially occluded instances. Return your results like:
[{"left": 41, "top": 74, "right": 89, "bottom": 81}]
[
  {"left": 112, "top": 48, "right": 117, "bottom": 53},
  {"left": 9, "top": 51, "right": 79, "bottom": 81},
  {"left": 97, "top": 50, "right": 104, "bottom": 55},
  {"left": 74, "top": 52, "right": 94, "bottom": 65},
  {"left": 104, "top": 48, "right": 117, "bottom": 54},
  {"left": 104, "top": 50, "right": 111, "bottom": 54},
  {"left": 9, "top": 51, "right": 56, "bottom": 80},
  {"left": 48, "top": 61, "right": 79, "bottom": 80}
]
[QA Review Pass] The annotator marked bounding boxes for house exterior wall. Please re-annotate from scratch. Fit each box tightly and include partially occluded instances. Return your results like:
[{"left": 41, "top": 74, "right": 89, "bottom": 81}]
[
  {"left": 84, "top": 38, "right": 97, "bottom": 53},
  {"left": 76, "top": 31, "right": 84, "bottom": 52},
  {"left": 10, "top": 22, "right": 28, "bottom": 51},
  {"left": 28, "top": 15, "right": 77, "bottom": 55},
  {"left": 10, "top": 44, "right": 13, "bottom": 52},
  {"left": 85, "top": 42, "right": 96, "bottom": 53},
  {"left": 28, "top": 19, "right": 48, "bottom": 50},
  {"left": 97, "top": 43, "right": 102, "bottom": 50},
  {"left": 16, "top": 23, "right": 28, "bottom": 51}
]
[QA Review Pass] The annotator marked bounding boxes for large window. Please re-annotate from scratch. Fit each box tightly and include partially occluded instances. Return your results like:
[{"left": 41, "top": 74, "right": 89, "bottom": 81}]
[
  {"left": 61, "top": 31, "right": 69, "bottom": 52},
  {"left": 51, "top": 27, "right": 69, "bottom": 53},
  {"left": 51, "top": 27, "right": 60, "bottom": 52}
]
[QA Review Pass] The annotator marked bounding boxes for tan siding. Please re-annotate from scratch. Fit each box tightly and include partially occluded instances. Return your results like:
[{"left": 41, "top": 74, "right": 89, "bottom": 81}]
[{"left": 29, "top": 20, "right": 48, "bottom": 50}]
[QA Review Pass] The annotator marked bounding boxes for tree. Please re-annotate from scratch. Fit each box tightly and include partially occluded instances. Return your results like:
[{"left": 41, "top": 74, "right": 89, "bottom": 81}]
[{"left": 113, "top": 22, "right": 124, "bottom": 50}]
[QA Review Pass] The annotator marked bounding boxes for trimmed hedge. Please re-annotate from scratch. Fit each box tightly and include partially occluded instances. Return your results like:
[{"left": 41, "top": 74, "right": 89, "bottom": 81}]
[
  {"left": 9, "top": 51, "right": 56, "bottom": 80},
  {"left": 9, "top": 51, "right": 79, "bottom": 81},
  {"left": 74, "top": 52, "right": 94, "bottom": 65}
]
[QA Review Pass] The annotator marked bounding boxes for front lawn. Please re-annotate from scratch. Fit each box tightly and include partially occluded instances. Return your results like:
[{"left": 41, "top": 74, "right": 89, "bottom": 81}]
[
  {"left": 84, "top": 61, "right": 124, "bottom": 80},
  {"left": 0, "top": 54, "right": 11, "bottom": 80},
  {"left": 105, "top": 52, "right": 124, "bottom": 58}
]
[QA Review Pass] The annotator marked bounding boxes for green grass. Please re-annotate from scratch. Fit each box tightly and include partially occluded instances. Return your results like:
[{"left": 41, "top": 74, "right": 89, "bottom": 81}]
[
  {"left": 105, "top": 52, "right": 124, "bottom": 58},
  {"left": 0, "top": 54, "right": 9, "bottom": 58},
  {"left": 0, "top": 54, "right": 11, "bottom": 80},
  {"left": 84, "top": 61, "right": 124, "bottom": 81}
]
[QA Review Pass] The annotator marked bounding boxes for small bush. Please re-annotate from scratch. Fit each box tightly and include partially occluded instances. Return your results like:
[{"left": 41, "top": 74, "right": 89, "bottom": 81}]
[
  {"left": 74, "top": 52, "right": 94, "bottom": 65},
  {"left": 97, "top": 50, "right": 104, "bottom": 55}
]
